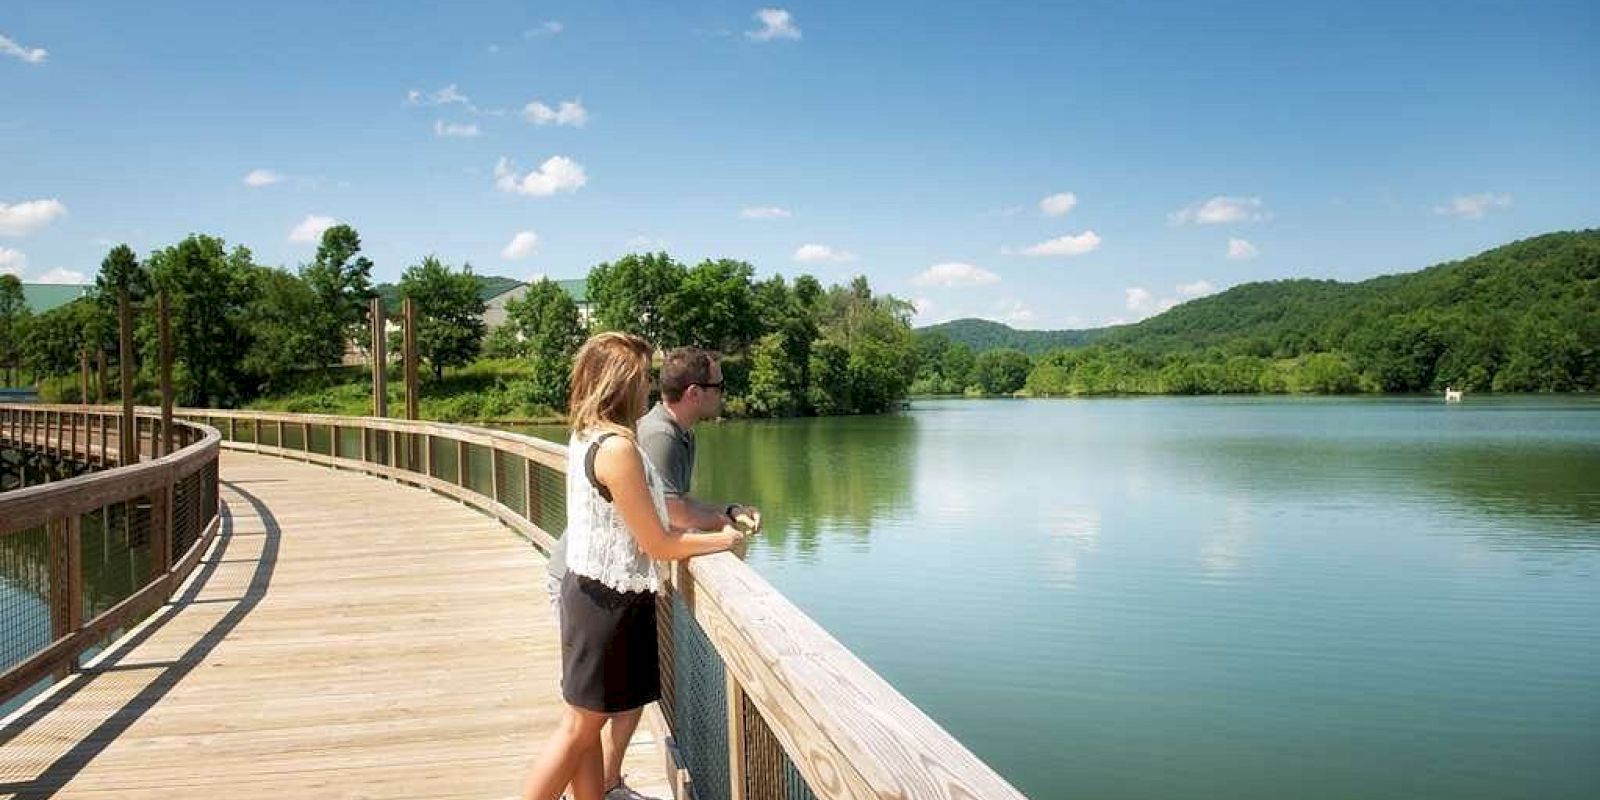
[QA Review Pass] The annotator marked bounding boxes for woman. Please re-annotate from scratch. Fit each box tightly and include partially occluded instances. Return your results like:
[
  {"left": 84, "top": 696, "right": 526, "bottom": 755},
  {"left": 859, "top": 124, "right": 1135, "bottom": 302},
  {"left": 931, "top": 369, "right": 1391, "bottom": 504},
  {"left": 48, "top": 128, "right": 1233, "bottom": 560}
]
[{"left": 523, "top": 332, "right": 747, "bottom": 800}]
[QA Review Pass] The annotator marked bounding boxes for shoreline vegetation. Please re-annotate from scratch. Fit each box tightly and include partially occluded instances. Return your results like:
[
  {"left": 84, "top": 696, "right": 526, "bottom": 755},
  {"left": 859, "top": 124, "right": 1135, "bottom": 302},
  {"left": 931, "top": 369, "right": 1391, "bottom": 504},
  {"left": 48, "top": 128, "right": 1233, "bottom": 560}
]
[{"left": 3, "top": 229, "right": 1596, "bottom": 423}]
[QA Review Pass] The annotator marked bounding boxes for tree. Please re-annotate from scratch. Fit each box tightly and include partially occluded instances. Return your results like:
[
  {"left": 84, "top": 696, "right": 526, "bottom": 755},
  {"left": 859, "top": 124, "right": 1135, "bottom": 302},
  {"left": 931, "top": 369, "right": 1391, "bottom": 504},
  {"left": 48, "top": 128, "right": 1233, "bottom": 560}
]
[
  {"left": 399, "top": 256, "right": 487, "bottom": 380},
  {"left": 147, "top": 235, "right": 258, "bottom": 406},
  {"left": 0, "top": 275, "right": 30, "bottom": 386},
  {"left": 241, "top": 267, "right": 325, "bottom": 389},
  {"left": 502, "top": 278, "right": 585, "bottom": 407},
  {"left": 94, "top": 244, "right": 152, "bottom": 303},
  {"left": 300, "top": 224, "right": 376, "bottom": 366},
  {"left": 586, "top": 252, "right": 685, "bottom": 346},
  {"left": 666, "top": 258, "right": 761, "bottom": 352},
  {"left": 972, "top": 348, "right": 1032, "bottom": 394},
  {"left": 745, "top": 333, "right": 804, "bottom": 417}
]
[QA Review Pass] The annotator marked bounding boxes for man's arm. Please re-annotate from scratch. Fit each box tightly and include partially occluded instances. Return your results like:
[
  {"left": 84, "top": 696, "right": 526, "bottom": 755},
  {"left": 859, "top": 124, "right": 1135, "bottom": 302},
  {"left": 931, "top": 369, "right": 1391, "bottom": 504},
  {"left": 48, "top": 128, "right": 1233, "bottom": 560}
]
[{"left": 666, "top": 495, "right": 734, "bottom": 533}]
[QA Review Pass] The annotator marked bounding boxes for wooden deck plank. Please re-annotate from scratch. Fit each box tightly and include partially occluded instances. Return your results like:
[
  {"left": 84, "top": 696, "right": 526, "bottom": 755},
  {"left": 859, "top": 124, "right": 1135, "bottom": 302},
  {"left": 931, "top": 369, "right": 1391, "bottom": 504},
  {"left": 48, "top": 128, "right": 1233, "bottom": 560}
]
[{"left": 1, "top": 451, "right": 670, "bottom": 800}]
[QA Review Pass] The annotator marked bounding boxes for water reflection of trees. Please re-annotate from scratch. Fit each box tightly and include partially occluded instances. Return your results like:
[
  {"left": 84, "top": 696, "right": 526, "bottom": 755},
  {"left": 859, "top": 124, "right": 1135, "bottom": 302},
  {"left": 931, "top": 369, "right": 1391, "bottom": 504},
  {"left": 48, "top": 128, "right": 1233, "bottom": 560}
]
[
  {"left": 1186, "top": 438, "right": 1600, "bottom": 544},
  {"left": 693, "top": 415, "right": 918, "bottom": 556}
]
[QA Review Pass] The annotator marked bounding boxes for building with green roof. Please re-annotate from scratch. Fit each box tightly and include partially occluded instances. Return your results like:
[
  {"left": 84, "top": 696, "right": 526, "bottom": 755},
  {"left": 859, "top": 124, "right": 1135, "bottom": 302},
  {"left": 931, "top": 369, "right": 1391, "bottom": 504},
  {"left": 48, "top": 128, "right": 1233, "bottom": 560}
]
[{"left": 19, "top": 283, "right": 92, "bottom": 314}]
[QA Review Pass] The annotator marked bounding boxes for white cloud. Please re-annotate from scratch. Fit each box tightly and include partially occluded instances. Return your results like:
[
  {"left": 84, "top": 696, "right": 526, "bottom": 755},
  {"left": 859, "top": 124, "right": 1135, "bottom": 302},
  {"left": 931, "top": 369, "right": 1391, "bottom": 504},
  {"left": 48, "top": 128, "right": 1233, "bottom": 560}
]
[
  {"left": 525, "top": 21, "right": 564, "bottom": 38},
  {"left": 501, "top": 231, "right": 540, "bottom": 260},
  {"left": 36, "top": 267, "right": 86, "bottom": 284},
  {"left": 998, "top": 300, "right": 1037, "bottom": 326},
  {"left": 0, "top": 199, "right": 68, "bottom": 236},
  {"left": 793, "top": 244, "right": 856, "bottom": 263},
  {"left": 747, "top": 8, "right": 801, "bottom": 41},
  {"left": 522, "top": 99, "right": 588, "bottom": 127},
  {"left": 1040, "top": 192, "right": 1078, "bottom": 217},
  {"left": 627, "top": 235, "right": 669, "bottom": 250},
  {"left": 243, "top": 168, "right": 284, "bottom": 188},
  {"left": 1169, "top": 196, "right": 1268, "bottom": 225},
  {"left": 434, "top": 120, "right": 481, "bottom": 138},
  {"left": 1226, "top": 238, "right": 1259, "bottom": 260},
  {"left": 494, "top": 156, "right": 587, "bottom": 196},
  {"left": 1011, "top": 230, "right": 1102, "bottom": 257},
  {"left": 0, "top": 247, "right": 25, "bottom": 274},
  {"left": 740, "top": 206, "right": 792, "bottom": 219},
  {"left": 0, "top": 34, "right": 47, "bottom": 64},
  {"left": 1126, "top": 280, "right": 1215, "bottom": 319},
  {"left": 406, "top": 84, "right": 471, "bottom": 107},
  {"left": 289, "top": 214, "right": 338, "bottom": 244},
  {"left": 1434, "top": 192, "right": 1511, "bottom": 219},
  {"left": 912, "top": 262, "right": 1000, "bottom": 288}
]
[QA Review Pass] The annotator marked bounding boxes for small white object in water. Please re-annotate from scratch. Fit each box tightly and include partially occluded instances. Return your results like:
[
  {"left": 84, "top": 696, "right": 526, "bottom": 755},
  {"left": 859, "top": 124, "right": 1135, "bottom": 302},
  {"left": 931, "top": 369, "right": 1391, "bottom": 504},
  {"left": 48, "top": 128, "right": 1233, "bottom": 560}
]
[{"left": 1444, "top": 387, "right": 1464, "bottom": 403}]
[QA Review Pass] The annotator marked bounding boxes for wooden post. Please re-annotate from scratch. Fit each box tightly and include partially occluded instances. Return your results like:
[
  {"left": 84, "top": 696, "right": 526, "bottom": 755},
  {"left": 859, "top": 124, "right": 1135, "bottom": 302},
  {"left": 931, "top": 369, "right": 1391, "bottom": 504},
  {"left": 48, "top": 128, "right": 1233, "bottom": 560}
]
[
  {"left": 371, "top": 297, "right": 388, "bottom": 418},
  {"left": 95, "top": 347, "right": 107, "bottom": 405},
  {"left": 525, "top": 457, "right": 539, "bottom": 522},
  {"left": 118, "top": 290, "right": 136, "bottom": 465},
  {"left": 47, "top": 517, "right": 72, "bottom": 679},
  {"left": 403, "top": 297, "right": 419, "bottom": 420},
  {"left": 79, "top": 349, "right": 90, "bottom": 406},
  {"left": 159, "top": 292, "right": 174, "bottom": 458},
  {"left": 458, "top": 439, "right": 469, "bottom": 488}
]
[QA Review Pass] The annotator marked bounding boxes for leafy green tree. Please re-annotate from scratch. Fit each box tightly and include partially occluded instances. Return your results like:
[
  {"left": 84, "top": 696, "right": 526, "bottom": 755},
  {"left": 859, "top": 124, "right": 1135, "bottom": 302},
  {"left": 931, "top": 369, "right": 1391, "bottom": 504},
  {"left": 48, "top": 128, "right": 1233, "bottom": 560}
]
[
  {"left": 241, "top": 267, "right": 325, "bottom": 389},
  {"left": 745, "top": 333, "right": 804, "bottom": 417},
  {"left": 399, "top": 256, "right": 487, "bottom": 380},
  {"left": 300, "top": 224, "right": 376, "bottom": 366},
  {"left": 586, "top": 252, "right": 685, "bottom": 346},
  {"left": 806, "top": 340, "right": 851, "bottom": 415},
  {"left": 147, "top": 235, "right": 258, "bottom": 406},
  {"left": 502, "top": 278, "right": 585, "bottom": 408},
  {"left": 667, "top": 259, "right": 761, "bottom": 352},
  {"left": 0, "top": 275, "right": 31, "bottom": 385},
  {"left": 972, "top": 348, "right": 1032, "bottom": 394},
  {"left": 94, "top": 244, "right": 152, "bottom": 303}
]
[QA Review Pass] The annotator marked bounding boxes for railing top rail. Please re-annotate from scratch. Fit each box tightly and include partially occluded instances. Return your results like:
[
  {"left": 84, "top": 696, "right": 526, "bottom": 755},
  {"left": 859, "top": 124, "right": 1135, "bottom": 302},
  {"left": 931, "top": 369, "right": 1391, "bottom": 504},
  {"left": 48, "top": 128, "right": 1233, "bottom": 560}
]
[{"left": 0, "top": 405, "right": 221, "bottom": 534}]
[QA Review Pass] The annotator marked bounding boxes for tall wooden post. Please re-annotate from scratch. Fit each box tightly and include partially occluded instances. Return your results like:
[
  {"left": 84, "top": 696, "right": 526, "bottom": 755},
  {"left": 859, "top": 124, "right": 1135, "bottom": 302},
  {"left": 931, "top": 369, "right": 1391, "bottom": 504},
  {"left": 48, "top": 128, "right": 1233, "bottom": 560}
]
[
  {"left": 159, "top": 291, "right": 174, "bottom": 457},
  {"left": 403, "top": 297, "right": 419, "bottom": 420},
  {"left": 79, "top": 349, "right": 90, "bottom": 405},
  {"left": 118, "top": 291, "right": 136, "bottom": 465},
  {"left": 96, "top": 348, "right": 107, "bottom": 405},
  {"left": 370, "top": 297, "right": 388, "bottom": 418}
]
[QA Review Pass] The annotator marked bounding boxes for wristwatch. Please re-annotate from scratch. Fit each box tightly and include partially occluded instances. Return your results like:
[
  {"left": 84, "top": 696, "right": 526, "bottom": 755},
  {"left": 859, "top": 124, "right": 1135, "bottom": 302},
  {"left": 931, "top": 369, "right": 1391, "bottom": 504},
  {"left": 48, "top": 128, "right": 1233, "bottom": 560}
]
[{"left": 725, "top": 504, "right": 739, "bottom": 526}]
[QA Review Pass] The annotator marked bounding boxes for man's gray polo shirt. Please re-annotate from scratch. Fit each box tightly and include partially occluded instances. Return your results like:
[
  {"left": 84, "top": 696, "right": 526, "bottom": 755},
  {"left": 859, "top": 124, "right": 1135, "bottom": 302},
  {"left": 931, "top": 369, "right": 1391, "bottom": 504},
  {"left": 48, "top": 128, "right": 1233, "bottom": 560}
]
[{"left": 547, "top": 404, "right": 694, "bottom": 582}]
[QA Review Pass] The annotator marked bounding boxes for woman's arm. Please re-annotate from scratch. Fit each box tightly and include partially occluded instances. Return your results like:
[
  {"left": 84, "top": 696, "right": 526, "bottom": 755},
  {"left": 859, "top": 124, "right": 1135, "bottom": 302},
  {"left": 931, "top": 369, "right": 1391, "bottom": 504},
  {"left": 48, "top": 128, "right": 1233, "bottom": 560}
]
[{"left": 595, "top": 437, "right": 742, "bottom": 560}]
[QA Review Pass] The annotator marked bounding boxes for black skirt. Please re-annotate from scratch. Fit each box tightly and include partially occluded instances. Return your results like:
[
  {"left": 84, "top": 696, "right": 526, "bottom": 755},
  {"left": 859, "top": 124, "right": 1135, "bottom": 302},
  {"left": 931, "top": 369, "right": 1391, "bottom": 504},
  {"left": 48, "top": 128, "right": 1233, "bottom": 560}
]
[{"left": 559, "top": 571, "right": 661, "bottom": 714}]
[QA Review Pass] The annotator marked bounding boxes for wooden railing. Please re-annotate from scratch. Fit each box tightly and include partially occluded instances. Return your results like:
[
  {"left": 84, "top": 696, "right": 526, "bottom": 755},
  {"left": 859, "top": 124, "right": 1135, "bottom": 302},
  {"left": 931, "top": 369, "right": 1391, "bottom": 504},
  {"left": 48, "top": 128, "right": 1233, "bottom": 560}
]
[
  {"left": 0, "top": 405, "right": 222, "bottom": 706},
  {"left": 168, "top": 407, "right": 1026, "bottom": 800}
]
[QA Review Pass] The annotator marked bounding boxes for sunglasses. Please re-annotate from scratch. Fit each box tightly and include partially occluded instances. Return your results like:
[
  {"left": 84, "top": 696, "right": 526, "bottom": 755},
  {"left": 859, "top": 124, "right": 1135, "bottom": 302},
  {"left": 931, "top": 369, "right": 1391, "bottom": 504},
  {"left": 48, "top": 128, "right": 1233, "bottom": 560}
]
[{"left": 690, "top": 381, "right": 725, "bottom": 392}]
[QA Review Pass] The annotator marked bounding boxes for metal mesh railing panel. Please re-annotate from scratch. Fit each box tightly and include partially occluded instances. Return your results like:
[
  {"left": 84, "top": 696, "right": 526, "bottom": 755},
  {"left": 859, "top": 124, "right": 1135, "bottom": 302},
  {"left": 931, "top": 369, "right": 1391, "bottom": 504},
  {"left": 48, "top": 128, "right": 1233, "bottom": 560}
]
[
  {"left": 338, "top": 427, "right": 363, "bottom": 461},
  {"left": 429, "top": 436, "right": 456, "bottom": 482},
  {"left": 83, "top": 498, "right": 153, "bottom": 622},
  {"left": 494, "top": 451, "right": 526, "bottom": 516},
  {"left": 369, "top": 429, "right": 390, "bottom": 467},
  {"left": 282, "top": 422, "right": 305, "bottom": 452},
  {"left": 233, "top": 419, "right": 255, "bottom": 443},
  {"left": 259, "top": 421, "right": 280, "bottom": 448},
  {"left": 671, "top": 590, "right": 731, "bottom": 800},
  {"left": 528, "top": 459, "right": 567, "bottom": 540},
  {"left": 0, "top": 525, "right": 51, "bottom": 677},
  {"left": 742, "top": 689, "right": 820, "bottom": 800},
  {"left": 173, "top": 468, "right": 203, "bottom": 558},
  {"left": 307, "top": 424, "right": 331, "bottom": 455},
  {"left": 466, "top": 444, "right": 494, "bottom": 498}
]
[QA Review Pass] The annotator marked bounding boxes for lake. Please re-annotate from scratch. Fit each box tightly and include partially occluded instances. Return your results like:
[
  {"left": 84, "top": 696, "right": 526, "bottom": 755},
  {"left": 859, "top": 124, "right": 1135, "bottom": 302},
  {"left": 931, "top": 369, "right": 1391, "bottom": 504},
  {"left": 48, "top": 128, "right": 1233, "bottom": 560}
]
[{"left": 538, "top": 395, "right": 1600, "bottom": 800}]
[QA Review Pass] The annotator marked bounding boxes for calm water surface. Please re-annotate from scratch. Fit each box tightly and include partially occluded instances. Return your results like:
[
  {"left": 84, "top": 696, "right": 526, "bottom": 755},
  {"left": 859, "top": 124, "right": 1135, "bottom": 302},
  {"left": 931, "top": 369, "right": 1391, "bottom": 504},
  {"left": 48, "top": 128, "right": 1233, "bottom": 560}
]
[{"left": 527, "top": 395, "right": 1600, "bottom": 800}]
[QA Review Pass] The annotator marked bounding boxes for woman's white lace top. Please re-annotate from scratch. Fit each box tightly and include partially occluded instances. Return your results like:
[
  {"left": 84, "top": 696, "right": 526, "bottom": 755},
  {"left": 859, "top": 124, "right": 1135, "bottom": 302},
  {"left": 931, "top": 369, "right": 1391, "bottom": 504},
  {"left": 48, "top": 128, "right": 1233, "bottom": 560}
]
[{"left": 563, "top": 431, "right": 668, "bottom": 594}]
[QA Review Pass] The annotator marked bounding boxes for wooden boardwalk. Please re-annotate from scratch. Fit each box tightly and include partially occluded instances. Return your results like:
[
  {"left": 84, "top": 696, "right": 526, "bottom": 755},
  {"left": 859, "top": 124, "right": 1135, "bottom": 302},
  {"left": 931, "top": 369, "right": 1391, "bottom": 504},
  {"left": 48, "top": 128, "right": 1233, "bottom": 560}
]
[{"left": 0, "top": 450, "right": 670, "bottom": 800}]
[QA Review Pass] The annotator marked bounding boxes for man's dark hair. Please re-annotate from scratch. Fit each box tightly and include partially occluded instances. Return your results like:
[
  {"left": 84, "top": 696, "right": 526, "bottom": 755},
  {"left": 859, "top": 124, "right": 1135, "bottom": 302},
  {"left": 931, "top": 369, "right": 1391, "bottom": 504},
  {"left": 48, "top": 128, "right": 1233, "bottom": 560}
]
[{"left": 660, "top": 347, "right": 719, "bottom": 402}]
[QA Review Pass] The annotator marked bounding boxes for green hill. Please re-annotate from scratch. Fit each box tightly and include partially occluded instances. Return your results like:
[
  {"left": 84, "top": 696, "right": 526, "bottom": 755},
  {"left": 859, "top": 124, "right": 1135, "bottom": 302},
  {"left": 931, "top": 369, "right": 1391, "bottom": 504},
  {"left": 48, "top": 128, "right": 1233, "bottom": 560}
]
[
  {"left": 913, "top": 230, "right": 1600, "bottom": 395},
  {"left": 916, "top": 318, "right": 1106, "bottom": 354}
]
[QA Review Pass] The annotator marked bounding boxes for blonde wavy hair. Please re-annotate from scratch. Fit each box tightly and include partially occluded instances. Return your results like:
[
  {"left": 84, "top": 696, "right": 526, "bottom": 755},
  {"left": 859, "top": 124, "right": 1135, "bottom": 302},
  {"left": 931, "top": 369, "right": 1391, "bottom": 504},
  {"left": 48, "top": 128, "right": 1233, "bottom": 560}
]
[{"left": 568, "top": 331, "right": 655, "bottom": 440}]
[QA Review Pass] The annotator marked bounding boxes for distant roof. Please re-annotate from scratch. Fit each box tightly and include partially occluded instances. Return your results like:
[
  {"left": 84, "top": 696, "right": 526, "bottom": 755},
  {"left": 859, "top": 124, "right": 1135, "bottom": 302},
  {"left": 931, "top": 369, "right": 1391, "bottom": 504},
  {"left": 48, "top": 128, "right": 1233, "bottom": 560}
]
[
  {"left": 484, "top": 277, "right": 589, "bottom": 304},
  {"left": 20, "top": 283, "right": 92, "bottom": 314}
]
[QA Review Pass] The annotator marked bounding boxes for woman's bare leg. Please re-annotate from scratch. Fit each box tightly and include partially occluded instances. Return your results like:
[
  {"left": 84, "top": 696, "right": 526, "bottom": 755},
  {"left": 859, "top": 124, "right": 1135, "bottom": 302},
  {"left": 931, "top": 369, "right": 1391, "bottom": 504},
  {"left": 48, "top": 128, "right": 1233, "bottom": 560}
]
[
  {"left": 523, "top": 704, "right": 609, "bottom": 800},
  {"left": 601, "top": 708, "right": 646, "bottom": 790}
]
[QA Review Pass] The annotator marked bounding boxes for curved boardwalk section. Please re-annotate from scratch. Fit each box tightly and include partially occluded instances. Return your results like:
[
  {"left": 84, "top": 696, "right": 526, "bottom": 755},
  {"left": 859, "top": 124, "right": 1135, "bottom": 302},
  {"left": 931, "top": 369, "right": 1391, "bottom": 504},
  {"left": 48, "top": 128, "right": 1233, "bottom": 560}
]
[{"left": 0, "top": 450, "right": 667, "bottom": 799}]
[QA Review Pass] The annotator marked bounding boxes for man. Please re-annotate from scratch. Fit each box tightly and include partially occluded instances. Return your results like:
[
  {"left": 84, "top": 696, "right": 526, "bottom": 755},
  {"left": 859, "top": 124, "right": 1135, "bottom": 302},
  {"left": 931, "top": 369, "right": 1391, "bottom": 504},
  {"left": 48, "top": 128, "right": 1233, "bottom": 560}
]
[{"left": 545, "top": 346, "right": 760, "bottom": 800}]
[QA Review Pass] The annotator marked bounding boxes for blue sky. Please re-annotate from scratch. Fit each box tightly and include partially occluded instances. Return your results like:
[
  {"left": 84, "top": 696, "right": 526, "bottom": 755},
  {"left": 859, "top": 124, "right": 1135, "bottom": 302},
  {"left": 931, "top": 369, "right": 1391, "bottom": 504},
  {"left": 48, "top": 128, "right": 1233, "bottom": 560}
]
[{"left": 3, "top": 1, "right": 1597, "bottom": 329}]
